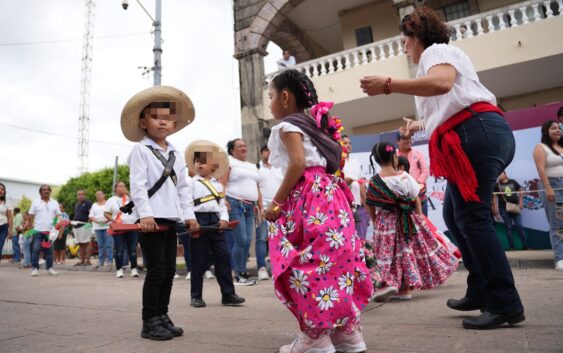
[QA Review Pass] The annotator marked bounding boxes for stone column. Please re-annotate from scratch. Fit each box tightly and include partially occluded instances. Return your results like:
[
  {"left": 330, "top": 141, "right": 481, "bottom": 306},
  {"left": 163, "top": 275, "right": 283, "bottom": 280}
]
[{"left": 236, "top": 48, "right": 268, "bottom": 164}]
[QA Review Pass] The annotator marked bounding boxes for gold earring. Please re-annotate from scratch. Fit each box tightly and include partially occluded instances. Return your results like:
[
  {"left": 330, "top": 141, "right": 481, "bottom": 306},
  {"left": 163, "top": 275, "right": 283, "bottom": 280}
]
[{"left": 283, "top": 103, "right": 289, "bottom": 109}]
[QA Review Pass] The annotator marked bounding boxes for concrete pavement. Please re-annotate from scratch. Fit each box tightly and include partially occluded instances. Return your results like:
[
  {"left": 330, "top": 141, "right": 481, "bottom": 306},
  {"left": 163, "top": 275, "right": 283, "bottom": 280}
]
[{"left": 1, "top": 262, "right": 562, "bottom": 353}]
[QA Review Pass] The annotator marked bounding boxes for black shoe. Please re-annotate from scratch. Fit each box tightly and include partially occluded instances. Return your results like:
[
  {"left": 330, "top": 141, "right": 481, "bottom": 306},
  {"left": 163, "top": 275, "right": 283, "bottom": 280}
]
[
  {"left": 160, "top": 314, "right": 183, "bottom": 337},
  {"left": 141, "top": 316, "right": 174, "bottom": 341},
  {"left": 191, "top": 298, "right": 206, "bottom": 308},
  {"left": 447, "top": 297, "right": 486, "bottom": 312},
  {"left": 222, "top": 294, "right": 246, "bottom": 306},
  {"left": 462, "top": 310, "right": 525, "bottom": 330}
]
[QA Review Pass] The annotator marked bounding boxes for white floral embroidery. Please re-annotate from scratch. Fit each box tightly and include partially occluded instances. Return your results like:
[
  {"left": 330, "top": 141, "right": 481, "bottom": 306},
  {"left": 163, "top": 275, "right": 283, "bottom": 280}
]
[
  {"left": 307, "top": 212, "right": 328, "bottom": 226},
  {"left": 311, "top": 175, "right": 322, "bottom": 193},
  {"left": 289, "top": 269, "right": 310, "bottom": 295},
  {"left": 267, "top": 222, "right": 279, "bottom": 239},
  {"left": 315, "top": 286, "right": 339, "bottom": 311},
  {"left": 325, "top": 228, "right": 345, "bottom": 249},
  {"left": 280, "top": 238, "right": 293, "bottom": 258},
  {"left": 338, "top": 272, "right": 355, "bottom": 295},
  {"left": 299, "top": 245, "right": 313, "bottom": 264},
  {"left": 325, "top": 182, "right": 336, "bottom": 201},
  {"left": 338, "top": 210, "right": 350, "bottom": 228},
  {"left": 285, "top": 220, "right": 296, "bottom": 234},
  {"left": 304, "top": 318, "right": 316, "bottom": 328},
  {"left": 316, "top": 254, "right": 333, "bottom": 275},
  {"left": 334, "top": 317, "right": 350, "bottom": 328},
  {"left": 353, "top": 267, "right": 367, "bottom": 282}
]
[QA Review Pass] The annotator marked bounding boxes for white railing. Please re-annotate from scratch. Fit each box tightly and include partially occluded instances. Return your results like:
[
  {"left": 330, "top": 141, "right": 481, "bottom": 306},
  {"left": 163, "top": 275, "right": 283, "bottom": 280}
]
[{"left": 265, "top": 0, "right": 562, "bottom": 83}]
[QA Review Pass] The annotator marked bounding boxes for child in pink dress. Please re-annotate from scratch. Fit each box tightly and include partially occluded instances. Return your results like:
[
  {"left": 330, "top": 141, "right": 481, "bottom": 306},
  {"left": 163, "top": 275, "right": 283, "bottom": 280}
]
[
  {"left": 264, "top": 69, "right": 373, "bottom": 353},
  {"left": 366, "top": 142, "right": 458, "bottom": 300}
]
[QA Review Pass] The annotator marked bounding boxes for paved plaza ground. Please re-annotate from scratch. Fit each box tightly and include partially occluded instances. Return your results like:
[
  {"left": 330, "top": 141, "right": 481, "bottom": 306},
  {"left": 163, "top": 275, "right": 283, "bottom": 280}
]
[{"left": 1, "top": 252, "right": 562, "bottom": 353}]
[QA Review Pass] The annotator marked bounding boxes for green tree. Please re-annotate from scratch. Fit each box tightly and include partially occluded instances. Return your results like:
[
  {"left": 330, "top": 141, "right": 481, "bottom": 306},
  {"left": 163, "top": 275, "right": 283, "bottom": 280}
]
[
  {"left": 57, "top": 165, "right": 130, "bottom": 218},
  {"left": 17, "top": 195, "right": 32, "bottom": 214}
]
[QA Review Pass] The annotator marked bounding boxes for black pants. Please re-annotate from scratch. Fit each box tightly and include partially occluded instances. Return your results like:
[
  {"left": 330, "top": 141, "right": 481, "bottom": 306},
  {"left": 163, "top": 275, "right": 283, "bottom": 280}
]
[
  {"left": 139, "top": 220, "right": 177, "bottom": 321},
  {"left": 443, "top": 112, "right": 523, "bottom": 314},
  {"left": 190, "top": 213, "right": 235, "bottom": 299}
]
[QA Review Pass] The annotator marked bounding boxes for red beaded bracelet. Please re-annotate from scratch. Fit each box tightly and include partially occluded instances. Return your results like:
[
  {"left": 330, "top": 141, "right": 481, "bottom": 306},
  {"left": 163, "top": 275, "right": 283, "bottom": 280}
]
[{"left": 384, "top": 77, "right": 392, "bottom": 95}]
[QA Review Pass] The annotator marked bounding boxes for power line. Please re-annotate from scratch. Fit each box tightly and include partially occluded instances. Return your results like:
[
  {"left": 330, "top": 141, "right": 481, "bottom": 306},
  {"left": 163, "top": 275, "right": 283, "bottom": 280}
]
[
  {"left": 0, "top": 32, "right": 150, "bottom": 47},
  {"left": 0, "top": 122, "right": 132, "bottom": 148}
]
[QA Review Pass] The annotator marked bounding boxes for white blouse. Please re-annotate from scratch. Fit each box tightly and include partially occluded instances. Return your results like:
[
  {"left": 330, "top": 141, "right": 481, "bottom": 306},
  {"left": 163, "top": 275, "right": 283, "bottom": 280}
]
[
  {"left": 89, "top": 203, "right": 109, "bottom": 230},
  {"left": 0, "top": 202, "right": 8, "bottom": 226},
  {"left": 540, "top": 144, "right": 563, "bottom": 178},
  {"left": 381, "top": 172, "right": 420, "bottom": 199},
  {"left": 267, "top": 121, "right": 327, "bottom": 174},
  {"left": 415, "top": 44, "right": 497, "bottom": 136},
  {"left": 226, "top": 156, "right": 261, "bottom": 202}
]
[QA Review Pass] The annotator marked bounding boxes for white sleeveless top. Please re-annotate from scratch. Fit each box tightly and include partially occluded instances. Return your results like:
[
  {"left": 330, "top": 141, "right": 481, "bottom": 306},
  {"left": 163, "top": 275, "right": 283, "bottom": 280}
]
[
  {"left": 226, "top": 156, "right": 261, "bottom": 201},
  {"left": 540, "top": 143, "right": 563, "bottom": 178},
  {"left": 415, "top": 44, "right": 497, "bottom": 135},
  {"left": 267, "top": 121, "right": 327, "bottom": 174}
]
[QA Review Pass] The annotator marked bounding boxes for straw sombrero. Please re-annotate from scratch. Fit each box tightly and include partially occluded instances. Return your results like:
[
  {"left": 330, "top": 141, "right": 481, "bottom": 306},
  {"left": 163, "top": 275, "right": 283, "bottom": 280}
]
[
  {"left": 121, "top": 85, "right": 195, "bottom": 142},
  {"left": 185, "top": 140, "right": 229, "bottom": 179}
]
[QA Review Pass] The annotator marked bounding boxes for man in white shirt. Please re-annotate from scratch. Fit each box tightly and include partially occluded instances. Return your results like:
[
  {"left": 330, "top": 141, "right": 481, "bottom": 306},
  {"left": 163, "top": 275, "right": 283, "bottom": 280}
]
[
  {"left": 342, "top": 135, "right": 370, "bottom": 240},
  {"left": 277, "top": 50, "right": 296, "bottom": 71},
  {"left": 256, "top": 145, "right": 283, "bottom": 280},
  {"left": 27, "top": 185, "right": 61, "bottom": 276}
]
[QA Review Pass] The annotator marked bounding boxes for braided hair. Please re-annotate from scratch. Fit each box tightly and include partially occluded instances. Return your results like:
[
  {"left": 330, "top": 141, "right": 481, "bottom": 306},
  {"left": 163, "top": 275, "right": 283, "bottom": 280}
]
[
  {"left": 271, "top": 69, "right": 334, "bottom": 131},
  {"left": 369, "top": 142, "right": 397, "bottom": 173}
]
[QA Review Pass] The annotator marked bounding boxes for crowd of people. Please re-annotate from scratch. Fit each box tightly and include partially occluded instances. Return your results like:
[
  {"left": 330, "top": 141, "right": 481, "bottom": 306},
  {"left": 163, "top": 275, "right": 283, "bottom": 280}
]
[{"left": 2, "top": 6, "right": 563, "bottom": 353}]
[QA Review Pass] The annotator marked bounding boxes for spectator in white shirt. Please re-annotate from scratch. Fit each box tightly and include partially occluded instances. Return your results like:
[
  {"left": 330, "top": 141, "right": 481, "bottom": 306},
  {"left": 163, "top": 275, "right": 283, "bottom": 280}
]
[
  {"left": 256, "top": 145, "right": 283, "bottom": 280},
  {"left": 342, "top": 135, "right": 370, "bottom": 240},
  {"left": 277, "top": 50, "right": 296, "bottom": 71},
  {"left": 104, "top": 181, "right": 139, "bottom": 278},
  {"left": 223, "top": 138, "right": 262, "bottom": 285},
  {"left": 27, "top": 185, "right": 60, "bottom": 276},
  {"left": 89, "top": 191, "right": 112, "bottom": 268}
]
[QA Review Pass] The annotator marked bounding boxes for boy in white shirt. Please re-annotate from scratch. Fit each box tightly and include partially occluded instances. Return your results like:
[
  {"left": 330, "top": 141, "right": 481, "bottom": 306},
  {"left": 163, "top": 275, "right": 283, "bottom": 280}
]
[
  {"left": 185, "top": 141, "right": 245, "bottom": 308},
  {"left": 121, "top": 86, "right": 199, "bottom": 341}
]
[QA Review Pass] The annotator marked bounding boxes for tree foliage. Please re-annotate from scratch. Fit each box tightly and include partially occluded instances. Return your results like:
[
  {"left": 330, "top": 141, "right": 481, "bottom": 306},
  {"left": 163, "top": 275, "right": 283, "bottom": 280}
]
[
  {"left": 57, "top": 165, "right": 130, "bottom": 217},
  {"left": 16, "top": 195, "right": 32, "bottom": 214}
]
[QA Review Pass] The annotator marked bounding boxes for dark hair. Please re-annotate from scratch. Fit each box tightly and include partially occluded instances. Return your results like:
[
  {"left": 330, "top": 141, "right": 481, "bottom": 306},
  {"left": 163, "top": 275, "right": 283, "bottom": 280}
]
[
  {"left": 557, "top": 106, "right": 563, "bottom": 117},
  {"left": 260, "top": 145, "right": 269, "bottom": 153},
  {"left": 0, "top": 182, "right": 5, "bottom": 202},
  {"left": 271, "top": 69, "right": 319, "bottom": 110},
  {"left": 139, "top": 101, "right": 176, "bottom": 120},
  {"left": 342, "top": 134, "right": 350, "bottom": 140},
  {"left": 39, "top": 184, "right": 51, "bottom": 193},
  {"left": 370, "top": 142, "right": 396, "bottom": 172},
  {"left": 397, "top": 155, "right": 410, "bottom": 173},
  {"left": 400, "top": 7, "right": 450, "bottom": 48},
  {"left": 227, "top": 139, "right": 243, "bottom": 156},
  {"left": 541, "top": 120, "right": 563, "bottom": 155},
  {"left": 14, "top": 207, "right": 20, "bottom": 214},
  {"left": 114, "top": 180, "right": 127, "bottom": 191}
]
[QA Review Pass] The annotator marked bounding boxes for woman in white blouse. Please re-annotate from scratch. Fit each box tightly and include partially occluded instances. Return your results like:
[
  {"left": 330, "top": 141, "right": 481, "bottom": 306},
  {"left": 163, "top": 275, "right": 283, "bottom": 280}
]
[
  {"left": 0, "top": 183, "right": 13, "bottom": 264},
  {"left": 223, "top": 138, "right": 263, "bottom": 285},
  {"left": 533, "top": 120, "right": 563, "bottom": 271},
  {"left": 360, "top": 6, "right": 524, "bottom": 330},
  {"left": 89, "top": 191, "right": 112, "bottom": 268}
]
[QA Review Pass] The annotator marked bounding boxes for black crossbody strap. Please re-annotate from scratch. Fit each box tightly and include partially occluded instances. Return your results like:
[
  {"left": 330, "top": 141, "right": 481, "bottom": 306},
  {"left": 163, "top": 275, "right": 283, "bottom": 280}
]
[{"left": 119, "top": 145, "right": 178, "bottom": 214}]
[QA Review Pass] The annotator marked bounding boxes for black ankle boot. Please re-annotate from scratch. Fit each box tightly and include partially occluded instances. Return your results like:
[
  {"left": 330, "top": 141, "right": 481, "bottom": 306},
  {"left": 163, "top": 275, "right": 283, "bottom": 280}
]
[
  {"left": 160, "top": 314, "right": 184, "bottom": 336},
  {"left": 462, "top": 310, "right": 525, "bottom": 330},
  {"left": 141, "top": 316, "right": 174, "bottom": 341},
  {"left": 446, "top": 297, "right": 486, "bottom": 312}
]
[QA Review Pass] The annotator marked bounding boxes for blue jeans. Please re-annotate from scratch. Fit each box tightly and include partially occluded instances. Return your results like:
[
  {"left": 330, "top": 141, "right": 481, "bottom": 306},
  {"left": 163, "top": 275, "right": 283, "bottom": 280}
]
[
  {"left": 499, "top": 208, "right": 528, "bottom": 249},
  {"left": 31, "top": 233, "right": 53, "bottom": 270},
  {"left": 12, "top": 234, "right": 21, "bottom": 262},
  {"left": 256, "top": 220, "right": 268, "bottom": 269},
  {"left": 22, "top": 235, "right": 32, "bottom": 267},
  {"left": 0, "top": 224, "right": 7, "bottom": 262},
  {"left": 95, "top": 229, "right": 113, "bottom": 266},
  {"left": 421, "top": 198, "right": 429, "bottom": 216},
  {"left": 114, "top": 231, "right": 138, "bottom": 270},
  {"left": 225, "top": 196, "right": 255, "bottom": 274},
  {"left": 539, "top": 178, "right": 563, "bottom": 263},
  {"left": 443, "top": 112, "right": 523, "bottom": 314}
]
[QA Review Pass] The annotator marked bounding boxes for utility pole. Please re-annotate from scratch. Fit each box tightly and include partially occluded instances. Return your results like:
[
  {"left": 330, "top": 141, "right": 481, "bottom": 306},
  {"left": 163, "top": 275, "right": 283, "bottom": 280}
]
[{"left": 78, "top": 0, "right": 96, "bottom": 175}]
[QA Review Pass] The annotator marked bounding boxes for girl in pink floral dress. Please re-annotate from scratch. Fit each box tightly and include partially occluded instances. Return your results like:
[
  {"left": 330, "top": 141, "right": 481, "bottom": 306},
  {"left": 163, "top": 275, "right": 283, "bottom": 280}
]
[
  {"left": 264, "top": 69, "right": 373, "bottom": 353},
  {"left": 366, "top": 142, "right": 458, "bottom": 301}
]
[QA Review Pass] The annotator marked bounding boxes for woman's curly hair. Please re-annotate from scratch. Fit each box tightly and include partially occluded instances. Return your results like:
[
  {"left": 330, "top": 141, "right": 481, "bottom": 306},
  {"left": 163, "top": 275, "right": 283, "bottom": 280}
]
[{"left": 400, "top": 6, "right": 450, "bottom": 48}]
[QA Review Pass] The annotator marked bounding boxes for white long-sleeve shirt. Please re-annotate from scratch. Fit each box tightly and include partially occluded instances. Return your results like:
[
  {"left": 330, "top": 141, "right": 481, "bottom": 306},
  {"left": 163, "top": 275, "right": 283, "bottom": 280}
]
[
  {"left": 191, "top": 175, "right": 229, "bottom": 222},
  {"left": 128, "top": 136, "right": 196, "bottom": 222}
]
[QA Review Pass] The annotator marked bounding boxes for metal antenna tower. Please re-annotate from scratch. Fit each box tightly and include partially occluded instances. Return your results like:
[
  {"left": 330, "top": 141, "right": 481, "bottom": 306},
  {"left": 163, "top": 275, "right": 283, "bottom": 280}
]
[{"left": 78, "top": 0, "right": 96, "bottom": 174}]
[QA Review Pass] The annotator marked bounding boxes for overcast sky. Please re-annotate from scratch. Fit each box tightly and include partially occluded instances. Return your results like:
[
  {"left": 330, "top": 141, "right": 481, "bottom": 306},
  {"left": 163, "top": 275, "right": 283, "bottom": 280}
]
[{"left": 0, "top": 0, "right": 282, "bottom": 185}]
